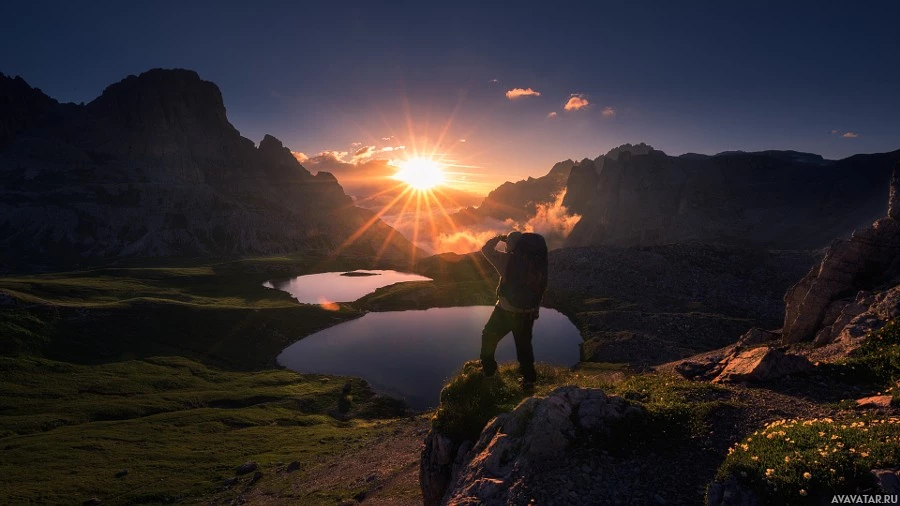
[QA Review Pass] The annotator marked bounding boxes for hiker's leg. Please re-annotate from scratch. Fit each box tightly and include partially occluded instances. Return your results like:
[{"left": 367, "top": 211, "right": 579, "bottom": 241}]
[
  {"left": 512, "top": 313, "right": 537, "bottom": 383},
  {"left": 480, "top": 306, "right": 512, "bottom": 376}
]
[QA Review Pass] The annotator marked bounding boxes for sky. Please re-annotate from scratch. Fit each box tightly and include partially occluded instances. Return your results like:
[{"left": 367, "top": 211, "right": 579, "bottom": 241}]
[{"left": 3, "top": 1, "right": 899, "bottom": 193}]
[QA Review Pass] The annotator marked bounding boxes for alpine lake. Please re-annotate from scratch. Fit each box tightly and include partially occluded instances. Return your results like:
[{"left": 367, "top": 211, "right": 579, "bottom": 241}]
[{"left": 266, "top": 270, "right": 583, "bottom": 409}]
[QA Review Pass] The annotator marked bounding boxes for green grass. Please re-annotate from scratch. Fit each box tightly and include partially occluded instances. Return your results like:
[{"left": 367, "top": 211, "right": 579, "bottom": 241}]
[
  {"left": 716, "top": 416, "right": 900, "bottom": 505},
  {"left": 431, "top": 360, "right": 732, "bottom": 446},
  {"left": 844, "top": 320, "right": 900, "bottom": 389},
  {"left": 0, "top": 356, "right": 405, "bottom": 505}
]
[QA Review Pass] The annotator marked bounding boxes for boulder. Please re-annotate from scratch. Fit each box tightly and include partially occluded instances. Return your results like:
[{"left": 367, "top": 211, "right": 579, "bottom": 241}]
[
  {"left": 712, "top": 347, "right": 813, "bottom": 384},
  {"left": 675, "top": 356, "right": 725, "bottom": 380},
  {"left": 424, "top": 386, "right": 646, "bottom": 506},
  {"left": 872, "top": 468, "right": 900, "bottom": 495},
  {"left": 856, "top": 395, "right": 894, "bottom": 409},
  {"left": 736, "top": 328, "right": 779, "bottom": 347},
  {"left": 235, "top": 461, "right": 258, "bottom": 475}
]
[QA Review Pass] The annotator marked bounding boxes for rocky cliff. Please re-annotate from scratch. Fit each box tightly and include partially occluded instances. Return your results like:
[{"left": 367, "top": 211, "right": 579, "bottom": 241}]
[
  {"left": 780, "top": 163, "right": 900, "bottom": 345},
  {"left": 564, "top": 147, "right": 898, "bottom": 249},
  {"left": 0, "top": 70, "right": 417, "bottom": 269}
]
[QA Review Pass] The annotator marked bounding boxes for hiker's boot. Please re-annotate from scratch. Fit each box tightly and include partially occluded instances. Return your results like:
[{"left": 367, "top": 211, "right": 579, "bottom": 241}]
[{"left": 521, "top": 378, "right": 535, "bottom": 394}]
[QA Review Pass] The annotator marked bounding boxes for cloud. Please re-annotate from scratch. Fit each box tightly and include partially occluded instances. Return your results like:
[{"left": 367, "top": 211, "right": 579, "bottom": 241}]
[
  {"left": 601, "top": 106, "right": 616, "bottom": 118},
  {"left": 314, "top": 150, "right": 349, "bottom": 163},
  {"left": 547, "top": 111, "right": 558, "bottom": 119},
  {"left": 350, "top": 141, "right": 363, "bottom": 148},
  {"left": 489, "top": 78, "right": 500, "bottom": 84},
  {"left": 380, "top": 145, "right": 405, "bottom": 152},
  {"left": 291, "top": 151, "right": 309, "bottom": 163},
  {"left": 519, "top": 190, "right": 581, "bottom": 250},
  {"left": 381, "top": 136, "right": 394, "bottom": 141},
  {"left": 842, "top": 132, "right": 859, "bottom": 138},
  {"left": 506, "top": 87, "right": 541, "bottom": 99},
  {"left": 351, "top": 145, "right": 377, "bottom": 162},
  {"left": 564, "top": 94, "right": 590, "bottom": 111},
  {"left": 830, "top": 129, "right": 839, "bottom": 135},
  {"left": 459, "top": 139, "right": 467, "bottom": 143},
  {"left": 427, "top": 190, "right": 581, "bottom": 254}
]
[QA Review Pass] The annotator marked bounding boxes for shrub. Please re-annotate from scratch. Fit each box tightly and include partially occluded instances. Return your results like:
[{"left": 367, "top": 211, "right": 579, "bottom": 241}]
[{"left": 716, "top": 416, "right": 900, "bottom": 505}]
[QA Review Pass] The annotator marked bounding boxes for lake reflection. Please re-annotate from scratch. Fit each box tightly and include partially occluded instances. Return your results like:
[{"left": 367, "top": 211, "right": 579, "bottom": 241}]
[
  {"left": 277, "top": 306, "right": 582, "bottom": 410},
  {"left": 263, "top": 270, "right": 431, "bottom": 303}
]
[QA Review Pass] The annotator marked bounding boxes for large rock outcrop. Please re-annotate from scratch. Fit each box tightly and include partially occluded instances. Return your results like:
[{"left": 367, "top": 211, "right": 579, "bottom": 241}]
[
  {"left": 782, "top": 163, "right": 900, "bottom": 344},
  {"left": 0, "top": 69, "right": 419, "bottom": 269},
  {"left": 420, "top": 386, "right": 646, "bottom": 506}
]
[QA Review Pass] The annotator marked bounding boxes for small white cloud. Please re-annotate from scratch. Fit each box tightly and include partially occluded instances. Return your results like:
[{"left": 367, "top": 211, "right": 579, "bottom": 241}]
[
  {"left": 506, "top": 87, "right": 541, "bottom": 99},
  {"left": 380, "top": 145, "right": 406, "bottom": 152},
  {"left": 351, "top": 145, "right": 377, "bottom": 162},
  {"left": 291, "top": 151, "right": 309, "bottom": 163},
  {"left": 459, "top": 139, "right": 467, "bottom": 143},
  {"left": 547, "top": 111, "right": 558, "bottom": 119},
  {"left": 601, "top": 106, "right": 616, "bottom": 118},
  {"left": 842, "top": 132, "right": 859, "bottom": 138},
  {"left": 381, "top": 136, "right": 393, "bottom": 141},
  {"left": 489, "top": 78, "right": 500, "bottom": 84},
  {"left": 350, "top": 141, "right": 362, "bottom": 149},
  {"left": 564, "top": 94, "right": 590, "bottom": 111}
]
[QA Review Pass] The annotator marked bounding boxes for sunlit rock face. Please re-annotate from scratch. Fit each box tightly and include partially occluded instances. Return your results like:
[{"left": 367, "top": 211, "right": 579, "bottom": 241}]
[
  {"left": 782, "top": 164, "right": 900, "bottom": 345},
  {"left": 563, "top": 148, "right": 898, "bottom": 249},
  {"left": 0, "top": 69, "right": 416, "bottom": 269}
]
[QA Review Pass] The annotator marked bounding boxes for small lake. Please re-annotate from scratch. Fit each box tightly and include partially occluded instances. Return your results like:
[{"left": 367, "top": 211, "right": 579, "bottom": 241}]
[
  {"left": 277, "top": 306, "right": 582, "bottom": 410},
  {"left": 263, "top": 270, "right": 432, "bottom": 303}
]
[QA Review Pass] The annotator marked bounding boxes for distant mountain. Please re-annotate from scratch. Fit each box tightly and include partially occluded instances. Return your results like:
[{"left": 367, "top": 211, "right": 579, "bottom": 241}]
[
  {"left": 459, "top": 143, "right": 899, "bottom": 250},
  {"left": 449, "top": 158, "right": 575, "bottom": 228},
  {"left": 564, "top": 146, "right": 899, "bottom": 249},
  {"left": 0, "top": 69, "right": 419, "bottom": 270}
]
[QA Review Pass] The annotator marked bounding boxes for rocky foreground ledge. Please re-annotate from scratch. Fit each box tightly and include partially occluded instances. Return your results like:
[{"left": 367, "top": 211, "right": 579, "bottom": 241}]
[{"left": 421, "top": 386, "right": 647, "bottom": 506}]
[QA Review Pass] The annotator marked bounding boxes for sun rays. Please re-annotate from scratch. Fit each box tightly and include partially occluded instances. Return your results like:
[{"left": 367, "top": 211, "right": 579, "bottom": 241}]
[{"left": 391, "top": 157, "right": 446, "bottom": 191}]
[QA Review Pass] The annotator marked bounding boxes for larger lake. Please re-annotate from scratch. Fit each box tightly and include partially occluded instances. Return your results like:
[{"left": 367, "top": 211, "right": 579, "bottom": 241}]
[{"left": 277, "top": 306, "right": 582, "bottom": 410}]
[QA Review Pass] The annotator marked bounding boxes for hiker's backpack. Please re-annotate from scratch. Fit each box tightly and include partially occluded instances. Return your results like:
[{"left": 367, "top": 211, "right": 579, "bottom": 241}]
[{"left": 499, "top": 233, "right": 548, "bottom": 310}]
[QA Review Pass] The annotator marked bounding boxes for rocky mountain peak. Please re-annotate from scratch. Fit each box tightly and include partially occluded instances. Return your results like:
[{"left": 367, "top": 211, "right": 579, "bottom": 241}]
[
  {"left": 0, "top": 73, "right": 59, "bottom": 149},
  {"left": 87, "top": 68, "right": 231, "bottom": 132},
  {"left": 603, "top": 142, "right": 655, "bottom": 161},
  {"left": 257, "top": 133, "right": 312, "bottom": 180}
]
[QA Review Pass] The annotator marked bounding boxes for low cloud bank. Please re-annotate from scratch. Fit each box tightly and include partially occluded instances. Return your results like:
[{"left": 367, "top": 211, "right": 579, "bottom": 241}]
[{"left": 386, "top": 190, "right": 582, "bottom": 255}]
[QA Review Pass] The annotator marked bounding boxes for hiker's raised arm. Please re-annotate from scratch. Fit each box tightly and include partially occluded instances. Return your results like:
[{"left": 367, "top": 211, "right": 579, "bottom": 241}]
[{"left": 481, "top": 235, "right": 506, "bottom": 272}]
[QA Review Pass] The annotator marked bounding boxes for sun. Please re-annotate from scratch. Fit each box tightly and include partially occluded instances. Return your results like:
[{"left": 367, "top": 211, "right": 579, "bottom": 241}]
[{"left": 392, "top": 157, "right": 446, "bottom": 191}]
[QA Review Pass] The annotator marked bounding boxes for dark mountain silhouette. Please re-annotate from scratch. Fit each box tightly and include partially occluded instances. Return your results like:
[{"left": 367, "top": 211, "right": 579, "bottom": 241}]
[
  {"left": 0, "top": 69, "right": 420, "bottom": 269},
  {"left": 564, "top": 146, "right": 899, "bottom": 249},
  {"left": 454, "top": 142, "right": 899, "bottom": 250}
]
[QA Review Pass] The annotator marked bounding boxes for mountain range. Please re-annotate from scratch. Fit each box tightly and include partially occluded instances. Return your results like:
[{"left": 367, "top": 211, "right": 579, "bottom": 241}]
[
  {"left": 0, "top": 69, "right": 419, "bottom": 271},
  {"left": 459, "top": 143, "right": 899, "bottom": 251}
]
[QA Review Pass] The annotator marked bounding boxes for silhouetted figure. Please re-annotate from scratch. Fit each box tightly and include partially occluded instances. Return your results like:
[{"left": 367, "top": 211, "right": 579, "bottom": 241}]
[{"left": 479, "top": 231, "right": 549, "bottom": 389}]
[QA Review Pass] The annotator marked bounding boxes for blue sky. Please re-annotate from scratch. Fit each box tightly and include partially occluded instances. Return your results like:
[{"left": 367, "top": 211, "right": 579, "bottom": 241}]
[{"left": 3, "top": 1, "right": 899, "bottom": 190}]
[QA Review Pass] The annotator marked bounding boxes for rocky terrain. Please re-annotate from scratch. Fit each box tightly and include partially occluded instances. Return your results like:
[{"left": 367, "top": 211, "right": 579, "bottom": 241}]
[
  {"left": 420, "top": 166, "right": 900, "bottom": 506},
  {"left": 0, "top": 70, "right": 418, "bottom": 271},
  {"left": 546, "top": 244, "right": 817, "bottom": 365}
]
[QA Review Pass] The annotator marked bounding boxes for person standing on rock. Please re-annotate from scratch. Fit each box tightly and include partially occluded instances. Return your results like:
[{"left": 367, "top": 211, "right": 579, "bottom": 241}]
[{"left": 479, "top": 231, "right": 549, "bottom": 390}]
